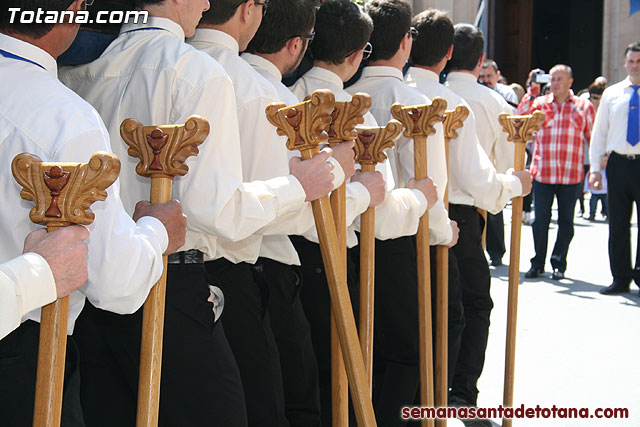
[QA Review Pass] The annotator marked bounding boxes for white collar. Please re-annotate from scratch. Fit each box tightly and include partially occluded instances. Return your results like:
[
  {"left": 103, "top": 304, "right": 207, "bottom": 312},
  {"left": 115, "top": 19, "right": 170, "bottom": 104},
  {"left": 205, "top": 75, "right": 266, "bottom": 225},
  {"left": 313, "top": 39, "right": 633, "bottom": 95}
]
[
  {"left": 120, "top": 16, "right": 185, "bottom": 40},
  {"left": 0, "top": 33, "right": 57, "bottom": 76},
  {"left": 360, "top": 65, "right": 404, "bottom": 81},
  {"left": 241, "top": 52, "right": 282, "bottom": 81},
  {"left": 304, "top": 66, "right": 344, "bottom": 90},
  {"left": 446, "top": 71, "right": 478, "bottom": 83},
  {"left": 189, "top": 28, "right": 239, "bottom": 53},
  {"left": 407, "top": 66, "right": 439, "bottom": 82}
]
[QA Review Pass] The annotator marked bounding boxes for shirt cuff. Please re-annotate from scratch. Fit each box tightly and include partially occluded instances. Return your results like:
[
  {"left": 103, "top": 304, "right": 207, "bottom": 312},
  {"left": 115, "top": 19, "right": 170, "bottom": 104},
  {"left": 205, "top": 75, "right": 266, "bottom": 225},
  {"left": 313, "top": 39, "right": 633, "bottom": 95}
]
[
  {"left": 505, "top": 169, "right": 524, "bottom": 197},
  {"left": 327, "top": 156, "right": 346, "bottom": 190},
  {"left": 136, "top": 216, "right": 169, "bottom": 255},
  {"left": 346, "top": 181, "right": 370, "bottom": 218},
  {"left": 411, "top": 188, "right": 429, "bottom": 217},
  {"left": 9, "top": 253, "right": 57, "bottom": 316},
  {"left": 268, "top": 175, "right": 307, "bottom": 216}
]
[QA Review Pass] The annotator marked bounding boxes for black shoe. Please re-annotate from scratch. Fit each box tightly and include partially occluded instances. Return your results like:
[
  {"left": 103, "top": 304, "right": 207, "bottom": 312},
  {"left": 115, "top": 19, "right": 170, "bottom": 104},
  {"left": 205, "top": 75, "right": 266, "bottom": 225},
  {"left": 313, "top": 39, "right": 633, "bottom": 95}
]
[
  {"left": 524, "top": 266, "right": 543, "bottom": 278},
  {"left": 490, "top": 258, "right": 503, "bottom": 267},
  {"left": 599, "top": 280, "right": 631, "bottom": 295},
  {"left": 551, "top": 269, "right": 564, "bottom": 280}
]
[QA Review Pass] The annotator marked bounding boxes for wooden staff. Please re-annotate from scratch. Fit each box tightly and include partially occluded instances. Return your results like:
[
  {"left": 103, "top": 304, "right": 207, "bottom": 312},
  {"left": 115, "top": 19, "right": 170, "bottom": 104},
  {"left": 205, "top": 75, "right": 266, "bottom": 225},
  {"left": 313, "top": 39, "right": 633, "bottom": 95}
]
[
  {"left": 392, "top": 98, "right": 447, "bottom": 427},
  {"left": 353, "top": 120, "right": 402, "bottom": 390},
  {"left": 267, "top": 90, "right": 377, "bottom": 426},
  {"left": 327, "top": 93, "right": 372, "bottom": 425},
  {"left": 435, "top": 106, "right": 470, "bottom": 426},
  {"left": 498, "top": 111, "right": 544, "bottom": 427},
  {"left": 12, "top": 152, "right": 120, "bottom": 427},
  {"left": 120, "top": 116, "right": 209, "bottom": 427}
]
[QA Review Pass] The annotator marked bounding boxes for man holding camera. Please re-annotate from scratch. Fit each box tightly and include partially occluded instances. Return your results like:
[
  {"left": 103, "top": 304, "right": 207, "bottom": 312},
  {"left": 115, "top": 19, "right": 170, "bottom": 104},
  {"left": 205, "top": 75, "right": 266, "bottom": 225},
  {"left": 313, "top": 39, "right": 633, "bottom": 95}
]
[{"left": 517, "top": 65, "right": 595, "bottom": 280}]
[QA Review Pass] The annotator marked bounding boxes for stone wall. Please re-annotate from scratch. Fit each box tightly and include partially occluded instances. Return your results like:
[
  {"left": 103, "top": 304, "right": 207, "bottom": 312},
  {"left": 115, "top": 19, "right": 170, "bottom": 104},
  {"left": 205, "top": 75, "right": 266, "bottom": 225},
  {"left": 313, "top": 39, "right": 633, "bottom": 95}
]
[
  {"left": 602, "top": 0, "right": 640, "bottom": 83},
  {"left": 409, "top": 0, "right": 481, "bottom": 25}
]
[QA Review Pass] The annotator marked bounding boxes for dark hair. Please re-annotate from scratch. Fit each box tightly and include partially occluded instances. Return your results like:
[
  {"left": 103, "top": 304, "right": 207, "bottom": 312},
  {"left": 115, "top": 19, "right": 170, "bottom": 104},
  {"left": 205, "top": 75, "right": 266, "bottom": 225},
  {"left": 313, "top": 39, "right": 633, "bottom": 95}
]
[
  {"left": 410, "top": 9, "right": 453, "bottom": 67},
  {"left": 0, "top": 0, "right": 75, "bottom": 38},
  {"left": 447, "top": 23, "right": 484, "bottom": 72},
  {"left": 200, "top": 0, "right": 244, "bottom": 26},
  {"left": 246, "top": 0, "right": 315, "bottom": 54},
  {"left": 588, "top": 81, "right": 606, "bottom": 96},
  {"left": 625, "top": 42, "right": 640, "bottom": 57},
  {"left": 311, "top": 0, "right": 372, "bottom": 65},
  {"left": 364, "top": 0, "right": 411, "bottom": 62},
  {"left": 130, "top": 0, "right": 164, "bottom": 8}
]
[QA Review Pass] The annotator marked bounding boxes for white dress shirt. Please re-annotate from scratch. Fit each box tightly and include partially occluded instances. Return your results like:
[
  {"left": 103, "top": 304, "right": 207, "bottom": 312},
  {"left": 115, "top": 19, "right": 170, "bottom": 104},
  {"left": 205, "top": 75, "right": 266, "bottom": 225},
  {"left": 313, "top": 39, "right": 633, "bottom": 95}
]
[
  {"left": 446, "top": 72, "right": 515, "bottom": 174},
  {"left": 292, "top": 66, "right": 431, "bottom": 241},
  {"left": 60, "top": 17, "right": 309, "bottom": 262},
  {"left": 0, "top": 34, "right": 168, "bottom": 333},
  {"left": 241, "top": 53, "right": 371, "bottom": 246},
  {"left": 405, "top": 67, "right": 523, "bottom": 213},
  {"left": 347, "top": 66, "right": 452, "bottom": 245},
  {"left": 0, "top": 253, "right": 56, "bottom": 340},
  {"left": 590, "top": 78, "right": 640, "bottom": 171},
  {"left": 495, "top": 82, "right": 518, "bottom": 106}
]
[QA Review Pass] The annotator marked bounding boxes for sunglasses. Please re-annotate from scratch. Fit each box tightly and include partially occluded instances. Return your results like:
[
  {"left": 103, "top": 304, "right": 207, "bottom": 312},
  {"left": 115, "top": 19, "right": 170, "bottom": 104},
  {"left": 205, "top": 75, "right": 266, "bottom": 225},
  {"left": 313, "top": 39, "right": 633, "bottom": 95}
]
[{"left": 346, "top": 42, "right": 373, "bottom": 60}]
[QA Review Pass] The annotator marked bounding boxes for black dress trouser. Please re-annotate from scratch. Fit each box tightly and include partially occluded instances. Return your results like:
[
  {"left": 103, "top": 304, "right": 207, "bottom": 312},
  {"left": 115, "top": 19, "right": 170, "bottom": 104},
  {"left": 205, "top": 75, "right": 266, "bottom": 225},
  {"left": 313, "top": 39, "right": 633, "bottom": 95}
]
[
  {"left": 607, "top": 152, "right": 640, "bottom": 285},
  {"left": 351, "top": 236, "right": 464, "bottom": 427},
  {"left": 0, "top": 320, "right": 84, "bottom": 427},
  {"left": 74, "top": 263, "right": 248, "bottom": 427},
  {"left": 448, "top": 204, "right": 493, "bottom": 405}
]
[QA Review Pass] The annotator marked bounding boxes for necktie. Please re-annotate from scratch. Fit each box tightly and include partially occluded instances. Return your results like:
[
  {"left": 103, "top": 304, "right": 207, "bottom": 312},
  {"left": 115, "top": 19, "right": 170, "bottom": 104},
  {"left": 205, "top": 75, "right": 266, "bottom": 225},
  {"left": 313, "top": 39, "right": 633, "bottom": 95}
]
[{"left": 628, "top": 85, "right": 640, "bottom": 146}]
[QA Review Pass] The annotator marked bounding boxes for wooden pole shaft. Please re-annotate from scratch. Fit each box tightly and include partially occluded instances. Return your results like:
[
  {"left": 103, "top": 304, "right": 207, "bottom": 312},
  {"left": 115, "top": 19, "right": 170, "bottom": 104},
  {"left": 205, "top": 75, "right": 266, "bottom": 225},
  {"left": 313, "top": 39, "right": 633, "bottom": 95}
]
[
  {"left": 359, "top": 163, "right": 376, "bottom": 391},
  {"left": 33, "top": 224, "right": 68, "bottom": 427},
  {"left": 136, "top": 176, "right": 172, "bottom": 427},
  {"left": 502, "top": 143, "right": 527, "bottom": 427},
  {"left": 434, "top": 136, "right": 451, "bottom": 427},
  {"left": 413, "top": 135, "right": 434, "bottom": 427},
  {"left": 329, "top": 183, "right": 349, "bottom": 426}
]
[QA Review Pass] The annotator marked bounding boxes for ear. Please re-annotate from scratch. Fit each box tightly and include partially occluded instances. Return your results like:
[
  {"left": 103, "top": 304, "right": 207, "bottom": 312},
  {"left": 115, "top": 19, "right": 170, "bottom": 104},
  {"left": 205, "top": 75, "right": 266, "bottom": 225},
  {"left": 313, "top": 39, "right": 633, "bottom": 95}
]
[
  {"left": 285, "top": 37, "right": 301, "bottom": 56},
  {"left": 477, "top": 52, "right": 486, "bottom": 69},
  {"left": 400, "top": 32, "right": 410, "bottom": 51},
  {"left": 445, "top": 44, "right": 453, "bottom": 60},
  {"left": 239, "top": 0, "right": 253, "bottom": 23},
  {"left": 346, "top": 49, "right": 362, "bottom": 68}
]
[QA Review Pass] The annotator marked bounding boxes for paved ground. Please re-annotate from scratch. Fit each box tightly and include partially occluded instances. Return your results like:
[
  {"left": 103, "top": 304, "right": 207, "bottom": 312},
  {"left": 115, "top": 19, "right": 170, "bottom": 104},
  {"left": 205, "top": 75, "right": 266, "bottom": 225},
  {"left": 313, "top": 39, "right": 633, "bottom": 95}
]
[{"left": 475, "top": 200, "right": 640, "bottom": 426}]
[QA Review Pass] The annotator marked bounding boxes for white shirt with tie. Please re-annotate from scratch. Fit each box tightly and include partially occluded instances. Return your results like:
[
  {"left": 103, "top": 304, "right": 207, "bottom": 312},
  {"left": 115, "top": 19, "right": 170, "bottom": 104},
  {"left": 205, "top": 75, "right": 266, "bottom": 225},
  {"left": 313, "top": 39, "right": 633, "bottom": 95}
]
[
  {"left": 590, "top": 77, "right": 640, "bottom": 171},
  {"left": 405, "top": 66, "right": 523, "bottom": 213},
  {"left": 0, "top": 33, "right": 168, "bottom": 333}
]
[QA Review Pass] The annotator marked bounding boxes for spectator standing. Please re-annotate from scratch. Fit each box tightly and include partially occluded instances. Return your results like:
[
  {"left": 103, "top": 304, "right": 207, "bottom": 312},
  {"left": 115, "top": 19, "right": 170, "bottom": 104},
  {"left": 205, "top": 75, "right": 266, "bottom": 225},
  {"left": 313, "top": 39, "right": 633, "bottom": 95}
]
[
  {"left": 518, "top": 65, "right": 595, "bottom": 280},
  {"left": 590, "top": 42, "right": 640, "bottom": 295}
]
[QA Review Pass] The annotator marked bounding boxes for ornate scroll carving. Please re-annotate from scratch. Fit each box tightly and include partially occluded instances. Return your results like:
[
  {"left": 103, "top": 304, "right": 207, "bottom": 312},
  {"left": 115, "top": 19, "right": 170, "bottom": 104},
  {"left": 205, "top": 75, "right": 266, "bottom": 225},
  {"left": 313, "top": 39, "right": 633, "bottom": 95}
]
[
  {"left": 354, "top": 120, "right": 403, "bottom": 166},
  {"left": 12, "top": 152, "right": 121, "bottom": 227},
  {"left": 498, "top": 110, "right": 545, "bottom": 144},
  {"left": 266, "top": 89, "right": 335, "bottom": 155},
  {"left": 391, "top": 97, "right": 448, "bottom": 138},
  {"left": 443, "top": 105, "right": 470, "bottom": 141},
  {"left": 328, "top": 93, "right": 372, "bottom": 146},
  {"left": 120, "top": 115, "right": 210, "bottom": 178}
]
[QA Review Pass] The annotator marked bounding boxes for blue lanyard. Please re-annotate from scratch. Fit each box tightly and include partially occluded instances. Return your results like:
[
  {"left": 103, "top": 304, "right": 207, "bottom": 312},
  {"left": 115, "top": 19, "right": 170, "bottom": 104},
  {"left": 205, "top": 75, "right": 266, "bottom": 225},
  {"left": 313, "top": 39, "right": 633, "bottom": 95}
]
[
  {"left": 0, "top": 49, "right": 46, "bottom": 70},
  {"left": 120, "top": 27, "right": 165, "bottom": 35}
]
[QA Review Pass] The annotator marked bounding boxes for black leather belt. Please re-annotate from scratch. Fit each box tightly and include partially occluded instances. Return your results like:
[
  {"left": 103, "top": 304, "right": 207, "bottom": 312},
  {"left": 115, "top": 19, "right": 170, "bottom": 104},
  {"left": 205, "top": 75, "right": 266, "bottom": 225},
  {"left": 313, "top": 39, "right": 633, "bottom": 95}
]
[
  {"left": 612, "top": 152, "right": 640, "bottom": 160},
  {"left": 167, "top": 249, "right": 204, "bottom": 264}
]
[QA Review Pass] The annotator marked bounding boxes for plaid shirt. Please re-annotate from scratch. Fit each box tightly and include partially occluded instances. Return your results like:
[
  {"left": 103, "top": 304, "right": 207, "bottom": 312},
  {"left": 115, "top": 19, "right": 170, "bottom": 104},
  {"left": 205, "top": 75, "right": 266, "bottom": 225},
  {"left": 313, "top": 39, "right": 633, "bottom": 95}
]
[{"left": 516, "top": 92, "right": 595, "bottom": 184}]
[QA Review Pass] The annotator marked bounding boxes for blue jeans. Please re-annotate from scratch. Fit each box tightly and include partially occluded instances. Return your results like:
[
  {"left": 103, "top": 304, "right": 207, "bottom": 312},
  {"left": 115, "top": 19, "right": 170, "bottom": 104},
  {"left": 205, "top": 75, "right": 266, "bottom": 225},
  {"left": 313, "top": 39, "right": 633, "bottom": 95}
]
[{"left": 531, "top": 181, "right": 580, "bottom": 273}]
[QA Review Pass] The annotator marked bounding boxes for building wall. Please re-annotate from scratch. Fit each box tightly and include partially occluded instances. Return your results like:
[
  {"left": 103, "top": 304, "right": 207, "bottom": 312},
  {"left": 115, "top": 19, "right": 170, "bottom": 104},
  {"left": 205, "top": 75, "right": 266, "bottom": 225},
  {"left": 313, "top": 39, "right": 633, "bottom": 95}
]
[
  {"left": 603, "top": 0, "right": 640, "bottom": 83},
  {"left": 410, "top": 0, "right": 481, "bottom": 24}
]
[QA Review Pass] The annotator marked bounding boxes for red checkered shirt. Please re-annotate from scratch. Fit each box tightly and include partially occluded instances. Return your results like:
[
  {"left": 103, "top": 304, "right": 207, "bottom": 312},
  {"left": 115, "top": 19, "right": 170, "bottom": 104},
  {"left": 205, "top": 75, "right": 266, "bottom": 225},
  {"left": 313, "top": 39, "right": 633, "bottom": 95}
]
[{"left": 516, "top": 92, "right": 595, "bottom": 184}]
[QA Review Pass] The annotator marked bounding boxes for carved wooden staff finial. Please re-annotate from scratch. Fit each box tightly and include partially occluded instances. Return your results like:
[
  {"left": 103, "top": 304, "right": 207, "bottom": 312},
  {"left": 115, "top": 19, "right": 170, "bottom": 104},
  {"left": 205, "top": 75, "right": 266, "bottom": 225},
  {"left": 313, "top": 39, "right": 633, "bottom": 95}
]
[
  {"left": 120, "top": 115, "right": 208, "bottom": 427},
  {"left": 498, "top": 110, "right": 544, "bottom": 427},
  {"left": 12, "top": 151, "right": 120, "bottom": 427},
  {"left": 266, "top": 90, "right": 377, "bottom": 427},
  {"left": 353, "top": 119, "right": 402, "bottom": 392},
  {"left": 391, "top": 97, "right": 448, "bottom": 427},
  {"left": 325, "top": 92, "right": 372, "bottom": 426}
]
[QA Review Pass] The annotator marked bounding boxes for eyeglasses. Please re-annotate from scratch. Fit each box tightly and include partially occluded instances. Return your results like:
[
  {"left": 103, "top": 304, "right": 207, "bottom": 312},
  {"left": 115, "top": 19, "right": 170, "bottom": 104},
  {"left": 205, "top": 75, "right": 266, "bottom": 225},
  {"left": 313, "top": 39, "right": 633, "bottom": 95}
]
[
  {"left": 83, "top": 0, "right": 94, "bottom": 10},
  {"left": 234, "top": 0, "right": 269, "bottom": 16},
  {"left": 283, "top": 32, "right": 315, "bottom": 43},
  {"left": 408, "top": 27, "right": 418, "bottom": 40},
  {"left": 346, "top": 42, "right": 373, "bottom": 60}
]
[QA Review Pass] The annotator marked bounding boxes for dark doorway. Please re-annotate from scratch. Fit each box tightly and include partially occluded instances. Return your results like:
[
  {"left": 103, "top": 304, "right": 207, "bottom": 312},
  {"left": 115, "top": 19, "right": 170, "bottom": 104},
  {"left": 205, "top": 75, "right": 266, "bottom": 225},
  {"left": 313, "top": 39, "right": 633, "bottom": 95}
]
[{"left": 490, "top": 0, "right": 603, "bottom": 92}]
